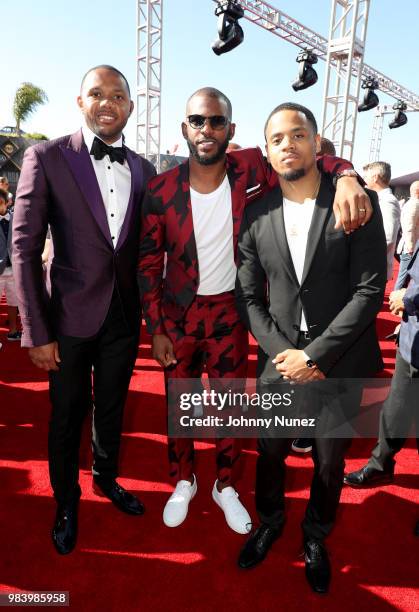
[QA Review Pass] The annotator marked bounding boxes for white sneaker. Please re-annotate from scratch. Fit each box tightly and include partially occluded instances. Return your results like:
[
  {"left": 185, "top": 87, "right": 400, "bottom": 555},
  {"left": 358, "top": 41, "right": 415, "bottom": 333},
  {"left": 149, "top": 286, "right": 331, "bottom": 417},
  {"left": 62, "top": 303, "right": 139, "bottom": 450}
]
[
  {"left": 212, "top": 481, "right": 252, "bottom": 534},
  {"left": 163, "top": 475, "right": 197, "bottom": 527}
]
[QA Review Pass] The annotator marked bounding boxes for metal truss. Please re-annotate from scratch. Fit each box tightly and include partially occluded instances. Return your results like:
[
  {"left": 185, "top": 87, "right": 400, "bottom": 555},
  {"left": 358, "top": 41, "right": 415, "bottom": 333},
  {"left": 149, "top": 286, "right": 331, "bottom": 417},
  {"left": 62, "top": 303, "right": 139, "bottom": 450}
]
[
  {"left": 137, "top": 0, "right": 419, "bottom": 164},
  {"left": 212, "top": 1, "right": 419, "bottom": 160},
  {"left": 368, "top": 105, "right": 391, "bottom": 162},
  {"left": 369, "top": 105, "right": 418, "bottom": 162},
  {"left": 321, "top": 0, "right": 370, "bottom": 160},
  {"left": 136, "top": 0, "right": 163, "bottom": 171}
]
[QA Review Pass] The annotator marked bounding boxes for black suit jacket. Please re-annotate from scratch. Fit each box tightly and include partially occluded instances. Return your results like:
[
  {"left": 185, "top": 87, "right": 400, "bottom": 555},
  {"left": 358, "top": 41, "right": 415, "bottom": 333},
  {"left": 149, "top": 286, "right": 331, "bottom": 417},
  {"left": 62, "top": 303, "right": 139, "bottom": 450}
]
[{"left": 235, "top": 175, "right": 387, "bottom": 381}]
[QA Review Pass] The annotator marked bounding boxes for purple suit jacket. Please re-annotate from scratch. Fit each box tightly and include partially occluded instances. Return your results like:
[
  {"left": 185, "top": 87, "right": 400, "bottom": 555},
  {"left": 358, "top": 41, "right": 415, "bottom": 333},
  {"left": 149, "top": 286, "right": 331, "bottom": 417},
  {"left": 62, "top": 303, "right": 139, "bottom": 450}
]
[{"left": 12, "top": 129, "right": 156, "bottom": 347}]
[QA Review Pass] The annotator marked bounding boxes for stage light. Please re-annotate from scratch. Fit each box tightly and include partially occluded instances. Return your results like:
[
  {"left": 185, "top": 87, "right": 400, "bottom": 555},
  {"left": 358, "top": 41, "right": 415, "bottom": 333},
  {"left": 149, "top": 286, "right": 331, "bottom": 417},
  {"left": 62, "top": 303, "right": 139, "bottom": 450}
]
[
  {"left": 212, "top": 1, "right": 244, "bottom": 56},
  {"left": 389, "top": 101, "right": 408, "bottom": 129},
  {"left": 292, "top": 50, "right": 318, "bottom": 92},
  {"left": 358, "top": 77, "right": 379, "bottom": 112}
]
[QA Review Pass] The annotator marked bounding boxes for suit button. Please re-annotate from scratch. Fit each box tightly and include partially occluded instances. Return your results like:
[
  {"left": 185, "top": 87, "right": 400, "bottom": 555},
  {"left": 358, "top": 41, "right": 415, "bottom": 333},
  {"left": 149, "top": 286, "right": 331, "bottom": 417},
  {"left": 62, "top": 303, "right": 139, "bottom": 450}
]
[
  {"left": 292, "top": 324, "right": 299, "bottom": 331},
  {"left": 302, "top": 289, "right": 309, "bottom": 294}
]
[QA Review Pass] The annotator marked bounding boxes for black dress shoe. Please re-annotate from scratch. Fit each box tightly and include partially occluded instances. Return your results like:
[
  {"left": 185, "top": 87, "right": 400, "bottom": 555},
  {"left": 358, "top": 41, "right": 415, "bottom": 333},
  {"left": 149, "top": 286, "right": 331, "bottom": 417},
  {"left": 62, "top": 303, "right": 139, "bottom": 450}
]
[
  {"left": 238, "top": 523, "right": 283, "bottom": 569},
  {"left": 93, "top": 479, "right": 145, "bottom": 515},
  {"left": 304, "top": 540, "right": 331, "bottom": 594},
  {"left": 52, "top": 501, "right": 79, "bottom": 555},
  {"left": 343, "top": 465, "right": 393, "bottom": 488}
]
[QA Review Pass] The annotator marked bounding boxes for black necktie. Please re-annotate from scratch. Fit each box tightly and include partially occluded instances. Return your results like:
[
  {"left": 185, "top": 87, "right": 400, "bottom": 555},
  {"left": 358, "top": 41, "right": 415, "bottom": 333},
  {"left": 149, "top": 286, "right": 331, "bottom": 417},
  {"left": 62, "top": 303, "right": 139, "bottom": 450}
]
[{"left": 90, "top": 137, "right": 126, "bottom": 165}]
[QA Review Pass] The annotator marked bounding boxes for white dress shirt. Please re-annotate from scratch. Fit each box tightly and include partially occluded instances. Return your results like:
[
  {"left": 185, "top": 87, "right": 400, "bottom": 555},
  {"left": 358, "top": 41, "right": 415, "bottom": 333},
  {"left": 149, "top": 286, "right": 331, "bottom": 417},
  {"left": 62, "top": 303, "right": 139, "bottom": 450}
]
[
  {"left": 82, "top": 125, "right": 131, "bottom": 247},
  {"left": 398, "top": 197, "right": 419, "bottom": 255},
  {"left": 283, "top": 197, "right": 316, "bottom": 331},
  {"left": 190, "top": 175, "right": 236, "bottom": 295},
  {"left": 377, "top": 187, "right": 401, "bottom": 280}
]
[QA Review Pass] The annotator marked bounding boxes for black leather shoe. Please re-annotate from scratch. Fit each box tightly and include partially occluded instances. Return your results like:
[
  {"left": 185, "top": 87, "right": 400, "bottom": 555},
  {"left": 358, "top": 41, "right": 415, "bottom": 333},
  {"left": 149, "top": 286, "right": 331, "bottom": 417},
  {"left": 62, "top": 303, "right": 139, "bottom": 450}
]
[
  {"left": 343, "top": 466, "right": 393, "bottom": 488},
  {"left": 52, "top": 501, "right": 79, "bottom": 555},
  {"left": 238, "top": 523, "right": 283, "bottom": 569},
  {"left": 304, "top": 540, "right": 331, "bottom": 594},
  {"left": 93, "top": 479, "right": 145, "bottom": 515}
]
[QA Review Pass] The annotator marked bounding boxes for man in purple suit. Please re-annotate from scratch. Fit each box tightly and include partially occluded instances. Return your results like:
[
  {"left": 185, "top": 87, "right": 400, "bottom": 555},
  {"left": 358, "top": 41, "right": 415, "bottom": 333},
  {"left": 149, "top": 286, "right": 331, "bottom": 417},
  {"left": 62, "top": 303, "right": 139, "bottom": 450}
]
[{"left": 12, "top": 65, "right": 155, "bottom": 554}]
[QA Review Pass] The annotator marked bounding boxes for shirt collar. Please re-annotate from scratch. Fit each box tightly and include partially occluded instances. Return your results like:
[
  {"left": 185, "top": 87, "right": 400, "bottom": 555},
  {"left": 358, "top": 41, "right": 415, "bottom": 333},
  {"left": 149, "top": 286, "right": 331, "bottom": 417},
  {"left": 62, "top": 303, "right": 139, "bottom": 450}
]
[{"left": 82, "top": 124, "right": 123, "bottom": 153}]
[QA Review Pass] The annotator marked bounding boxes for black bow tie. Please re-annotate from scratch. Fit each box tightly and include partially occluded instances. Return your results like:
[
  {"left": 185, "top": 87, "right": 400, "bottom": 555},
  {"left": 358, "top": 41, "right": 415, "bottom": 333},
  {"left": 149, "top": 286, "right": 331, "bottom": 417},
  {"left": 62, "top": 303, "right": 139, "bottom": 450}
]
[{"left": 90, "top": 136, "right": 126, "bottom": 164}]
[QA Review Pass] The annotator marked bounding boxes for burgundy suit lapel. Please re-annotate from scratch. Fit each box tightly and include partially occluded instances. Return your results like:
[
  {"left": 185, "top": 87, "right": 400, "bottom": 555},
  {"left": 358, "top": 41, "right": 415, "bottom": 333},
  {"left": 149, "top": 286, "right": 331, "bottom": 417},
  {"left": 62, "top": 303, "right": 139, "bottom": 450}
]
[
  {"left": 176, "top": 161, "right": 198, "bottom": 282},
  {"left": 115, "top": 148, "right": 143, "bottom": 250},
  {"left": 226, "top": 154, "right": 247, "bottom": 255},
  {"left": 60, "top": 130, "right": 113, "bottom": 246}
]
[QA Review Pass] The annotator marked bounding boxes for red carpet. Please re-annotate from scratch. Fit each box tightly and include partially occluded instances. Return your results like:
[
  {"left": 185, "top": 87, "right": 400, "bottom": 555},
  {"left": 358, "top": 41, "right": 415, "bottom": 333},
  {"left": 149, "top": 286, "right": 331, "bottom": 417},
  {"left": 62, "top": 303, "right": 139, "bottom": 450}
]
[{"left": 0, "top": 278, "right": 418, "bottom": 611}]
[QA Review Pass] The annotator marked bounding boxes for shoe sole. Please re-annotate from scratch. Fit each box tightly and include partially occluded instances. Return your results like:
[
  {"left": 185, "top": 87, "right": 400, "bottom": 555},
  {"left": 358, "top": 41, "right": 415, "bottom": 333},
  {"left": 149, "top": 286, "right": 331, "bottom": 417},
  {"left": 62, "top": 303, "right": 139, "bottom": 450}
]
[
  {"left": 52, "top": 534, "right": 77, "bottom": 555},
  {"left": 212, "top": 488, "right": 252, "bottom": 535},
  {"left": 92, "top": 483, "right": 145, "bottom": 515},
  {"left": 163, "top": 484, "right": 197, "bottom": 527},
  {"left": 291, "top": 446, "right": 312, "bottom": 453},
  {"left": 343, "top": 476, "right": 393, "bottom": 488}
]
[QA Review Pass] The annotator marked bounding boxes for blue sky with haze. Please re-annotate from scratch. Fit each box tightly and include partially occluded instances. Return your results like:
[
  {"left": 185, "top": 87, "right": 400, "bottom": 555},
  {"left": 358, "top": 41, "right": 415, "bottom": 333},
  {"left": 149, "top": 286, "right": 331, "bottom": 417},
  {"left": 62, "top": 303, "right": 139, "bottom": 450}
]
[{"left": 2, "top": 0, "right": 418, "bottom": 177}]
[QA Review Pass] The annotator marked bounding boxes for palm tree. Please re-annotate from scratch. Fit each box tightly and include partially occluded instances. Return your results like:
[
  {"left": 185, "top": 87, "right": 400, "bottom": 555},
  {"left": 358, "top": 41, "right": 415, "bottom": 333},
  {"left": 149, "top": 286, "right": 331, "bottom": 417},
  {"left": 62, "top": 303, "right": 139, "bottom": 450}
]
[{"left": 13, "top": 83, "right": 48, "bottom": 133}]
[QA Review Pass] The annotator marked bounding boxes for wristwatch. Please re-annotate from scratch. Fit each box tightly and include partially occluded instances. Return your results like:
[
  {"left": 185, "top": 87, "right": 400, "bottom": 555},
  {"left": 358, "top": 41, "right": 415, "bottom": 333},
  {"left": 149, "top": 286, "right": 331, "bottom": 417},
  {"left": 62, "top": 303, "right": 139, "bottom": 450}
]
[{"left": 335, "top": 169, "right": 358, "bottom": 180}]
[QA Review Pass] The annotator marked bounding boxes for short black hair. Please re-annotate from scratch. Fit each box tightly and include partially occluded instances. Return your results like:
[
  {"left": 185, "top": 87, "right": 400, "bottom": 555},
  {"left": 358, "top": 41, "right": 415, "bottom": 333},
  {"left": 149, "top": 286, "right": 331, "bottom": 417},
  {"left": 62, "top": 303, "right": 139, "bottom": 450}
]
[
  {"left": 187, "top": 87, "right": 232, "bottom": 120},
  {"left": 0, "top": 188, "right": 8, "bottom": 202},
  {"left": 80, "top": 65, "right": 131, "bottom": 97},
  {"left": 264, "top": 102, "right": 318, "bottom": 139}
]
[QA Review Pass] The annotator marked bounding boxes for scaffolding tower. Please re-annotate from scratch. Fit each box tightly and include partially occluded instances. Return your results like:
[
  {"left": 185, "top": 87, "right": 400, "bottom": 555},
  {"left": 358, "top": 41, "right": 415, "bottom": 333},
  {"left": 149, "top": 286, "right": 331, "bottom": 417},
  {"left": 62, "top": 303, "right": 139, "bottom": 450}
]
[
  {"left": 321, "top": 0, "right": 370, "bottom": 160},
  {"left": 136, "top": 0, "right": 163, "bottom": 171},
  {"left": 136, "top": 0, "right": 419, "bottom": 164}
]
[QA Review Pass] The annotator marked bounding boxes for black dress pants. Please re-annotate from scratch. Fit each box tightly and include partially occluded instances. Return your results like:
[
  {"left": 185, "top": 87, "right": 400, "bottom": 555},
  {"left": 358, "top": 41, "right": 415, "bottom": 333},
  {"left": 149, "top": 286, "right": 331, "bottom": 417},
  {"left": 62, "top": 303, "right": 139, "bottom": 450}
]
[
  {"left": 48, "top": 290, "right": 139, "bottom": 505},
  {"left": 368, "top": 350, "right": 419, "bottom": 473},
  {"left": 256, "top": 335, "right": 362, "bottom": 541}
]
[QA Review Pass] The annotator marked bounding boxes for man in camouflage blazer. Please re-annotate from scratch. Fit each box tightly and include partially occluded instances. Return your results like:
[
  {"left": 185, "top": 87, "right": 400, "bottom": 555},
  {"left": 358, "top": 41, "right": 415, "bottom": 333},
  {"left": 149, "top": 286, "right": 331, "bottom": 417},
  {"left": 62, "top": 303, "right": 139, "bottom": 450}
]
[{"left": 138, "top": 87, "right": 370, "bottom": 534}]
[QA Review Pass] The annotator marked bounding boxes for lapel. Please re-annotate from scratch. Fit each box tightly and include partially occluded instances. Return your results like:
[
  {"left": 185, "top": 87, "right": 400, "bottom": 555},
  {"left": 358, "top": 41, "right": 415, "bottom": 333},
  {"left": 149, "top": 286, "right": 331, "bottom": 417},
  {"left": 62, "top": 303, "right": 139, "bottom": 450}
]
[
  {"left": 300, "top": 175, "right": 334, "bottom": 285},
  {"left": 0, "top": 219, "right": 6, "bottom": 254},
  {"left": 268, "top": 185, "right": 300, "bottom": 286},
  {"left": 7, "top": 212, "right": 13, "bottom": 251},
  {"left": 115, "top": 147, "right": 143, "bottom": 250},
  {"left": 226, "top": 154, "right": 246, "bottom": 254},
  {"left": 60, "top": 129, "right": 113, "bottom": 247}
]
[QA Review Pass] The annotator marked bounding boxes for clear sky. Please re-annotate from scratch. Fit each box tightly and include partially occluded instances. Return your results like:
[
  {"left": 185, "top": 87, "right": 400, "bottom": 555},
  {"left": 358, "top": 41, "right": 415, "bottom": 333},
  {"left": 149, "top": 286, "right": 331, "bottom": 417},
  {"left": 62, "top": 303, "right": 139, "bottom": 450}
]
[{"left": 2, "top": 0, "right": 418, "bottom": 177}]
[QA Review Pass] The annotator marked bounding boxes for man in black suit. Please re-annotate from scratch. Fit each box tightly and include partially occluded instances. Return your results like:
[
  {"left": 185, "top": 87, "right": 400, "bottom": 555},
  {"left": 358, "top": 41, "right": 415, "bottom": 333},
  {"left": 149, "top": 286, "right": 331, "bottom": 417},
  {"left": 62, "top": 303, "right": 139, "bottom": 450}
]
[{"left": 235, "top": 102, "right": 387, "bottom": 593}]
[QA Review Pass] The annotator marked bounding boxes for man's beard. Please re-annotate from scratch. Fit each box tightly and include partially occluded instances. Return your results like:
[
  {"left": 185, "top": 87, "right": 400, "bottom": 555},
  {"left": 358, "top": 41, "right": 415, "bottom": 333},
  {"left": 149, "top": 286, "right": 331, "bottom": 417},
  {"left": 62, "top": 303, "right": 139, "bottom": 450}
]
[
  {"left": 187, "top": 136, "right": 230, "bottom": 166},
  {"left": 278, "top": 167, "right": 306, "bottom": 182}
]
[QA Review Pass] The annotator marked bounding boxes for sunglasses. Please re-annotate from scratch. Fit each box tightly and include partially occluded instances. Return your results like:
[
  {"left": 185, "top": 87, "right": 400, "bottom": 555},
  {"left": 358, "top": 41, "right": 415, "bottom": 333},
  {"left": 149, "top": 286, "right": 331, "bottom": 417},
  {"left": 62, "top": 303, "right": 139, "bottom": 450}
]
[{"left": 186, "top": 114, "right": 229, "bottom": 130}]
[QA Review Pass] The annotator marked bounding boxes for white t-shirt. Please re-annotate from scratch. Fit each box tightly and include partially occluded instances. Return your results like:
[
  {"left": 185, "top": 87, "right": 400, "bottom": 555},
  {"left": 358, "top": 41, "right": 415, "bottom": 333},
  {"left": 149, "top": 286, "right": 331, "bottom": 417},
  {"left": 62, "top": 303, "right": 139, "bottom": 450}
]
[
  {"left": 190, "top": 175, "right": 236, "bottom": 295},
  {"left": 283, "top": 197, "right": 316, "bottom": 331}
]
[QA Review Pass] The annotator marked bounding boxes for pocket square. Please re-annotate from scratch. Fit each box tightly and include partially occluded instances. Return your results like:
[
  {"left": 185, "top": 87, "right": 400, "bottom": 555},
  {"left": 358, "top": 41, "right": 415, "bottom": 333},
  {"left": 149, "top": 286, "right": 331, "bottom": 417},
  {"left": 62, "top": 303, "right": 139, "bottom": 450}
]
[{"left": 246, "top": 184, "right": 261, "bottom": 194}]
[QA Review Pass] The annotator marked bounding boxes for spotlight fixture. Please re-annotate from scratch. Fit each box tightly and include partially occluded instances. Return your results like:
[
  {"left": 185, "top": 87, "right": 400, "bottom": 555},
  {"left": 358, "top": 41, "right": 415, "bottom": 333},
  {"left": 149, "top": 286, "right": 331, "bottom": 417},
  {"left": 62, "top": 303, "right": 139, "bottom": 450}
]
[
  {"left": 212, "top": 1, "right": 244, "bottom": 56},
  {"left": 292, "top": 50, "right": 318, "bottom": 92},
  {"left": 358, "top": 78, "right": 379, "bottom": 112},
  {"left": 389, "top": 100, "right": 408, "bottom": 129}
]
